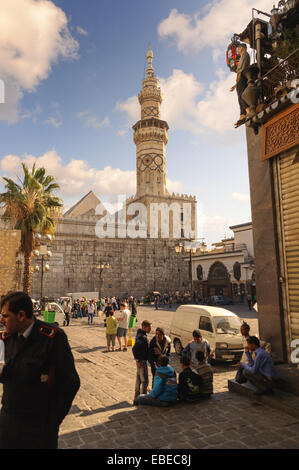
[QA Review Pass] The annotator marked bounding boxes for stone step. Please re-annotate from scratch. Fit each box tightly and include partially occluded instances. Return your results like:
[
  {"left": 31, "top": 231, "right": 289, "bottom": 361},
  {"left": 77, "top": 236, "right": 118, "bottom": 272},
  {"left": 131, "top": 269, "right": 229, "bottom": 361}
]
[
  {"left": 228, "top": 378, "right": 299, "bottom": 419},
  {"left": 275, "top": 364, "right": 299, "bottom": 397}
]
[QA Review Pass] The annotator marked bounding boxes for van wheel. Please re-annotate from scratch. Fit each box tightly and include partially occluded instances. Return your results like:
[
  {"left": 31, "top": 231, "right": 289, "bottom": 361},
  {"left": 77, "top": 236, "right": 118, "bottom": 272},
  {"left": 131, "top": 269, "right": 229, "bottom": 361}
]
[{"left": 174, "top": 339, "right": 183, "bottom": 356}]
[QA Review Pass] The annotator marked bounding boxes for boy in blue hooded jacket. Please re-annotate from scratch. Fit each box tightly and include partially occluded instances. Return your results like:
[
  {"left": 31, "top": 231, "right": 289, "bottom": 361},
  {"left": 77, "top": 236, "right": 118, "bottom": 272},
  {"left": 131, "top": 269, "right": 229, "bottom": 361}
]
[{"left": 136, "top": 355, "right": 177, "bottom": 407}]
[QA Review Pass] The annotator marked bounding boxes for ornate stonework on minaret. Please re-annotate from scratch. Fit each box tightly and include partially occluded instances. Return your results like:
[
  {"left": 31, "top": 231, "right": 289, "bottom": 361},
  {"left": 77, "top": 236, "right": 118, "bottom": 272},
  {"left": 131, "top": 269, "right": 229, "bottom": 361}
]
[{"left": 133, "top": 44, "right": 169, "bottom": 197}]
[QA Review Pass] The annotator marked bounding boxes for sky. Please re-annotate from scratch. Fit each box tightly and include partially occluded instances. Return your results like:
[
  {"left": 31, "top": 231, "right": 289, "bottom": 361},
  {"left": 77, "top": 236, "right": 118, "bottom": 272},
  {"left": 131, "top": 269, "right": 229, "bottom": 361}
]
[{"left": 0, "top": 0, "right": 276, "bottom": 246}]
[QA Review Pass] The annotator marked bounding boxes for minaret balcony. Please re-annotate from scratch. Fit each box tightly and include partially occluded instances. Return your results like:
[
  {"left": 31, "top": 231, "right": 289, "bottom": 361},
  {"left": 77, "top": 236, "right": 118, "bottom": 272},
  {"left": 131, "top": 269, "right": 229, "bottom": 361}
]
[
  {"left": 138, "top": 88, "right": 162, "bottom": 105},
  {"left": 133, "top": 126, "right": 168, "bottom": 145}
]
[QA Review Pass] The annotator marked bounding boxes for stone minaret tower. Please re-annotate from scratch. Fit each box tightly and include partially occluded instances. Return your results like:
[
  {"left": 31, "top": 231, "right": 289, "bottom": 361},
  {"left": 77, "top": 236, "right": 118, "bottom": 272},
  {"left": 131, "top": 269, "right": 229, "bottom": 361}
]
[
  {"left": 126, "top": 45, "right": 197, "bottom": 239},
  {"left": 133, "top": 44, "right": 169, "bottom": 197}
]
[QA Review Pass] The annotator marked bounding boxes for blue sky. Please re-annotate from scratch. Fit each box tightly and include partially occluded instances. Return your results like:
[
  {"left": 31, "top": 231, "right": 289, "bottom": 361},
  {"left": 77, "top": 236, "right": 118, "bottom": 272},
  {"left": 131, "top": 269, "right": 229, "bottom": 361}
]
[{"left": 0, "top": 0, "right": 275, "bottom": 245}]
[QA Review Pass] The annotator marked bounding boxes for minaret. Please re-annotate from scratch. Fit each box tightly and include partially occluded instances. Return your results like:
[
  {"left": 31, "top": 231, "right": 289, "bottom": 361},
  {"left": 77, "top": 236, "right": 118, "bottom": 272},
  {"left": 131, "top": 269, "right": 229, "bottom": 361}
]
[{"left": 133, "top": 45, "right": 169, "bottom": 197}]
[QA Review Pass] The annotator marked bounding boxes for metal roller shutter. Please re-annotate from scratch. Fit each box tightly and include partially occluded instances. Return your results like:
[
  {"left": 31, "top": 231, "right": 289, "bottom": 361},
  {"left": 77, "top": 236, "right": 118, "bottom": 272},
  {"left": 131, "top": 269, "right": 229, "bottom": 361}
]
[{"left": 278, "top": 152, "right": 299, "bottom": 339}]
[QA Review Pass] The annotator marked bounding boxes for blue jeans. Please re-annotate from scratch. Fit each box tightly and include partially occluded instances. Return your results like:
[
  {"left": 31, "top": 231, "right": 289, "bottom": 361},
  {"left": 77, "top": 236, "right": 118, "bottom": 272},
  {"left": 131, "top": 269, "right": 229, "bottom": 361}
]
[
  {"left": 137, "top": 394, "right": 175, "bottom": 407},
  {"left": 88, "top": 313, "right": 93, "bottom": 324},
  {"left": 134, "top": 361, "right": 148, "bottom": 401}
]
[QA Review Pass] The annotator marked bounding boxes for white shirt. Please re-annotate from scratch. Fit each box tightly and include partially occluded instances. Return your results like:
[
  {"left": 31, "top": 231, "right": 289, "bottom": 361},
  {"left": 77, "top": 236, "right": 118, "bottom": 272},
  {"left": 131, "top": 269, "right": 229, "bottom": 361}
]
[
  {"left": 21, "top": 321, "right": 35, "bottom": 339},
  {"left": 0, "top": 340, "right": 4, "bottom": 375},
  {"left": 117, "top": 309, "right": 131, "bottom": 329},
  {"left": 87, "top": 304, "right": 95, "bottom": 314}
]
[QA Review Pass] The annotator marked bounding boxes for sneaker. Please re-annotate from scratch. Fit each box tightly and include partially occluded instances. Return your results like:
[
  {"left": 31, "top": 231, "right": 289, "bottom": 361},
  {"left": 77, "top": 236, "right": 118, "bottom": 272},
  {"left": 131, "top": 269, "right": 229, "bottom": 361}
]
[{"left": 123, "top": 347, "right": 127, "bottom": 351}]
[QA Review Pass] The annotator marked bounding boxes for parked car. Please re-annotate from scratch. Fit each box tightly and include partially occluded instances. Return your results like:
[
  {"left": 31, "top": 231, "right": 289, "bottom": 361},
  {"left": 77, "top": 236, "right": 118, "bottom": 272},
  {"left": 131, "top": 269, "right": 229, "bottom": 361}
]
[
  {"left": 170, "top": 305, "right": 243, "bottom": 363},
  {"left": 211, "top": 295, "right": 233, "bottom": 306}
]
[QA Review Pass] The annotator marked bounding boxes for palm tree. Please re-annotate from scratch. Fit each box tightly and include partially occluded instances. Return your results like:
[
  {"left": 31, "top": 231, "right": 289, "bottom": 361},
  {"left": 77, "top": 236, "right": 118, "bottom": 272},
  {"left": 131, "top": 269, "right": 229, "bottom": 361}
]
[{"left": 0, "top": 163, "right": 63, "bottom": 294}]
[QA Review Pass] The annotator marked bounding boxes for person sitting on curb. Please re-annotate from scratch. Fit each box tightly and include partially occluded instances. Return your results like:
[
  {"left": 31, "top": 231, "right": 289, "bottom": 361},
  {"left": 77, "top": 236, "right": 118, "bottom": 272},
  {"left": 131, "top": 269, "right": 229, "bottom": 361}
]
[
  {"left": 182, "top": 329, "right": 211, "bottom": 368},
  {"left": 136, "top": 355, "right": 178, "bottom": 407},
  {"left": 148, "top": 327, "right": 171, "bottom": 386},
  {"left": 239, "top": 321, "right": 271, "bottom": 366},
  {"left": 178, "top": 356, "right": 203, "bottom": 402},
  {"left": 236, "top": 336, "right": 277, "bottom": 394},
  {"left": 194, "top": 350, "right": 213, "bottom": 398}
]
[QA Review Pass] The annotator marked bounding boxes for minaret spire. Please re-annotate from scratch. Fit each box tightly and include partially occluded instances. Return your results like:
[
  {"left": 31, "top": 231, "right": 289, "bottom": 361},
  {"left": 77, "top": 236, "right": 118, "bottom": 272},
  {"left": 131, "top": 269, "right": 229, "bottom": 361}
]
[{"left": 146, "top": 43, "right": 154, "bottom": 78}]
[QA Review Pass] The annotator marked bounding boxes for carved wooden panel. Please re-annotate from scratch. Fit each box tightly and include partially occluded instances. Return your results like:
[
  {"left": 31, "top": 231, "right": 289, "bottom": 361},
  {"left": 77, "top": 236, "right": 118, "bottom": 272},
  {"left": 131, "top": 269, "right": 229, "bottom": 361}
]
[{"left": 262, "top": 102, "right": 299, "bottom": 161}]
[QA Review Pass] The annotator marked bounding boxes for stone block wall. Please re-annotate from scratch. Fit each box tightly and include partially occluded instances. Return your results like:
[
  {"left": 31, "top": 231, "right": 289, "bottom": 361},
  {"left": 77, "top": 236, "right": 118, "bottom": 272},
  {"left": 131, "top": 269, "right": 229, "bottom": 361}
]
[
  {"left": 0, "top": 229, "right": 21, "bottom": 297},
  {"left": 30, "top": 217, "right": 189, "bottom": 300}
]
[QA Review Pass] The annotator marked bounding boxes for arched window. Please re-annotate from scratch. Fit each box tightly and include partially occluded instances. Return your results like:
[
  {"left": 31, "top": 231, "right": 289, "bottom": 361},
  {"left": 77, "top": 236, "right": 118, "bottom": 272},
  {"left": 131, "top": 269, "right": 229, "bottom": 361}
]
[
  {"left": 208, "top": 261, "right": 229, "bottom": 280},
  {"left": 196, "top": 264, "right": 203, "bottom": 280},
  {"left": 233, "top": 262, "right": 241, "bottom": 281}
]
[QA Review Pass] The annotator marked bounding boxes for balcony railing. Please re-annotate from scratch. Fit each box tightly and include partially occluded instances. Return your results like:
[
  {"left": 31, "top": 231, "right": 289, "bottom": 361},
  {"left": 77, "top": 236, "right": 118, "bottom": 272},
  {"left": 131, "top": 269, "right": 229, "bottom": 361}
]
[{"left": 261, "top": 48, "right": 299, "bottom": 105}]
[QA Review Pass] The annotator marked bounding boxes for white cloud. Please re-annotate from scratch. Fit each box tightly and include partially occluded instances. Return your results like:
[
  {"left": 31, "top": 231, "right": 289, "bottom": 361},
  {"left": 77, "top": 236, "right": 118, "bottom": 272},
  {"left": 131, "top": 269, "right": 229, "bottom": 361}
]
[
  {"left": 0, "top": 0, "right": 79, "bottom": 123},
  {"left": 197, "top": 204, "right": 234, "bottom": 247},
  {"left": 45, "top": 116, "right": 63, "bottom": 128},
  {"left": 0, "top": 151, "right": 183, "bottom": 199},
  {"left": 116, "top": 68, "right": 239, "bottom": 136},
  {"left": 158, "top": 1, "right": 273, "bottom": 54},
  {"left": 232, "top": 192, "right": 250, "bottom": 203},
  {"left": 76, "top": 26, "right": 88, "bottom": 36},
  {"left": 115, "top": 96, "right": 139, "bottom": 127},
  {"left": 76, "top": 110, "right": 110, "bottom": 130}
]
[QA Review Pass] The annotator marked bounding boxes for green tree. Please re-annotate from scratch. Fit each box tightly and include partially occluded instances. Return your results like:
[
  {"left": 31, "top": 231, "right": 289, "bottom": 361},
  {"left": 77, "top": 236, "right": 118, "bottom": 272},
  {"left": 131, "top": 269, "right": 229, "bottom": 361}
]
[{"left": 0, "top": 163, "right": 63, "bottom": 294}]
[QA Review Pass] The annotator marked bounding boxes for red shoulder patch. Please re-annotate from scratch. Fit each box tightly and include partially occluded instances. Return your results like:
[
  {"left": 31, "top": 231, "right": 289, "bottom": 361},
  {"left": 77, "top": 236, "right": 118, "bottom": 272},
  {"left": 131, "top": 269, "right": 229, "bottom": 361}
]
[{"left": 38, "top": 325, "right": 58, "bottom": 339}]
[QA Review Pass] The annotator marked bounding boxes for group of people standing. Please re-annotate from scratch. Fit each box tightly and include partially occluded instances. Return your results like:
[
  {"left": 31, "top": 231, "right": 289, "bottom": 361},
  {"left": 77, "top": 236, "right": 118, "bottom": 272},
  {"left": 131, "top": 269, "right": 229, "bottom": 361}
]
[
  {"left": 132, "top": 322, "right": 214, "bottom": 407},
  {"left": 105, "top": 301, "right": 133, "bottom": 352}
]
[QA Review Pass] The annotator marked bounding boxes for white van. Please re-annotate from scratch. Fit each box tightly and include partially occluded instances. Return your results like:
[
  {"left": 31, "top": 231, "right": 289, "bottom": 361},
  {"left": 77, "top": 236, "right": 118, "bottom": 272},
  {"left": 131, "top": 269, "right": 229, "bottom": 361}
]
[{"left": 170, "top": 305, "right": 244, "bottom": 363}]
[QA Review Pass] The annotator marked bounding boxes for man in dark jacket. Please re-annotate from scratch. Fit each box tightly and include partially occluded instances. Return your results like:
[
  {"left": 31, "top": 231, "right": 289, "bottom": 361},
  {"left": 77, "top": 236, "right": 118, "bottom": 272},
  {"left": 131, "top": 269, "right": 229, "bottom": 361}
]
[
  {"left": 132, "top": 320, "right": 151, "bottom": 405},
  {"left": 178, "top": 356, "right": 204, "bottom": 402},
  {"left": 0, "top": 291, "right": 80, "bottom": 449}
]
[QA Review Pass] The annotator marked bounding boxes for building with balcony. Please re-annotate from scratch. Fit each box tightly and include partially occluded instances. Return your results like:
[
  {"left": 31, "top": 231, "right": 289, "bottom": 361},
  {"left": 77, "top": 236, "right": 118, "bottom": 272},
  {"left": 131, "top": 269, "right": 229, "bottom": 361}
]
[
  {"left": 192, "top": 222, "right": 255, "bottom": 302},
  {"left": 228, "top": 0, "right": 299, "bottom": 362}
]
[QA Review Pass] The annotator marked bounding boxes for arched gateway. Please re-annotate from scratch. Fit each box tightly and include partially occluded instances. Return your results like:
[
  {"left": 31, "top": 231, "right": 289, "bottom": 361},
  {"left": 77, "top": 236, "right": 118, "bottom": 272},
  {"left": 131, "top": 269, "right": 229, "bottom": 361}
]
[{"left": 207, "top": 261, "right": 231, "bottom": 297}]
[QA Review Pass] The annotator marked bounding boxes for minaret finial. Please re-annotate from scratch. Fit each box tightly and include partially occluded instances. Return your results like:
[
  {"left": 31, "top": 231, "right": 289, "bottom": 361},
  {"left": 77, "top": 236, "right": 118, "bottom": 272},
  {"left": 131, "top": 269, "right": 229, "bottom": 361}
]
[{"left": 146, "top": 43, "right": 154, "bottom": 78}]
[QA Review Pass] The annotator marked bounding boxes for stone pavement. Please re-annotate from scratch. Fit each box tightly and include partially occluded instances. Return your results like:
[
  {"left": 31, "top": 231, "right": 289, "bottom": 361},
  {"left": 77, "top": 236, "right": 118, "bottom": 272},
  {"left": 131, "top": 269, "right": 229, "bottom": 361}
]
[{"left": 55, "top": 306, "right": 299, "bottom": 449}]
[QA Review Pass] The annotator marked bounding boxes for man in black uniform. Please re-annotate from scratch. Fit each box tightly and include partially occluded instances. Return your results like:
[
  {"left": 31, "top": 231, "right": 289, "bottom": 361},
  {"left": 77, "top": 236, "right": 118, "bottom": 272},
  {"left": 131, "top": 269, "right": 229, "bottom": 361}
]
[{"left": 0, "top": 291, "right": 80, "bottom": 449}]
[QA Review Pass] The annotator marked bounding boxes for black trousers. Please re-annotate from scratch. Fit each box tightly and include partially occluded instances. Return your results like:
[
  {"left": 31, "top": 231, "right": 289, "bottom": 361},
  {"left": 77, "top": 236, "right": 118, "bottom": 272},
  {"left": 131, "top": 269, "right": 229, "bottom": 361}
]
[
  {"left": 0, "top": 409, "right": 59, "bottom": 449},
  {"left": 236, "top": 75, "right": 248, "bottom": 116}
]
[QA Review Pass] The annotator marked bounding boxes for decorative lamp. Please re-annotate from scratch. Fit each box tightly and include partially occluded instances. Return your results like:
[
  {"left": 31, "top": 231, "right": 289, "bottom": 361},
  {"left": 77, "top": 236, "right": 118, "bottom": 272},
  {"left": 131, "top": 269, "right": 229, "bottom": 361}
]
[
  {"left": 271, "top": 4, "right": 279, "bottom": 15},
  {"left": 226, "top": 35, "right": 241, "bottom": 73}
]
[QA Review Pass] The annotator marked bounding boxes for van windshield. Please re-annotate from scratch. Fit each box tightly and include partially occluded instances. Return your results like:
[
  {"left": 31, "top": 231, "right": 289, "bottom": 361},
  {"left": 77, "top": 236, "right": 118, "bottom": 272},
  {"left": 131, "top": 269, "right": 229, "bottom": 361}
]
[{"left": 213, "top": 316, "right": 241, "bottom": 335}]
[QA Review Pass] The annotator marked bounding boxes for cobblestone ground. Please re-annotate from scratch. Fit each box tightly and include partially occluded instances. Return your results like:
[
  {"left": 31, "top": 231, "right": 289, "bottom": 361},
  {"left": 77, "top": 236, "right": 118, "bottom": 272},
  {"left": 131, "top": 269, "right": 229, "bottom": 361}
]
[{"left": 54, "top": 306, "right": 299, "bottom": 449}]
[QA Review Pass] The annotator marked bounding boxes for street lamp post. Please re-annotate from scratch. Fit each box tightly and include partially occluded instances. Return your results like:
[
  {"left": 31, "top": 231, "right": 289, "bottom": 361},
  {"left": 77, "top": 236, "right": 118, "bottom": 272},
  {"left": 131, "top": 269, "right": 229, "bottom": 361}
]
[
  {"left": 174, "top": 239, "right": 206, "bottom": 302},
  {"left": 97, "top": 262, "right": 110, "bottom": 299},
  {"left": 33, "top": 233, "right": 52, "bottom": 301}
]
